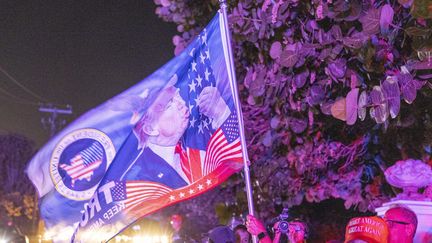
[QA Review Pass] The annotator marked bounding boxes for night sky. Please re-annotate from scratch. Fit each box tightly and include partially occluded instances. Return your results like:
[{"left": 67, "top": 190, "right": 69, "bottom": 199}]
[{"left": 0, "top": 1, "right": 177, "bottom": 147}]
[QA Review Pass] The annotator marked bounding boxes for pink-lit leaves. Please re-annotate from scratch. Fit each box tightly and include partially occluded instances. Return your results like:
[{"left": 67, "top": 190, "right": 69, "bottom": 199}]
[
  {"left": 369, "top": 86, "right": 389, "bottom": 124},
  {"left": 358, "top": 91, "right": 368, "bottom": 121},
  {"left": 381, "top": 76, "right": 400, "bottom": 119},
  {"left": 380, "top": 4, "right": 394, "bottom": 34},
  {"left": 331, "top": 98, "right": 346, "bottom": 122},
  {"left": 328, "top": 58, "right": 347, "bottom": 79},
  {"left": 270, "top": 41, "right": 282, "bottom": 60},
  {"left": 280, "top": 48, "right": 299, "bottom": 68},
  {"left": 343, "top": 31, "right": 369, "bottom": 49},
  {"left": 346, "top": 88, "right": 359, "bottom": 125},
  {"left": 397, "top": 72, "right": 420, "bottom": 104},
  {"left": 360, "top": 8, "right": 380, "bottom": 35},
  {"left": 290, "top": 116, "right": 308, "bottom": 134}
]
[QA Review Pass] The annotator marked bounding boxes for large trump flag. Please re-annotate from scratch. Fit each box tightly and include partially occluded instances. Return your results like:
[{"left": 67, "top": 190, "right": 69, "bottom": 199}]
[{"left": 27, "top": 10, "right": 244, "bottom": 242}]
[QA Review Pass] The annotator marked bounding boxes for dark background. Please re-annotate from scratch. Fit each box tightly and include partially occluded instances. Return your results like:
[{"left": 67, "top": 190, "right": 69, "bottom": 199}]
[{"left": 0, "top": 1, "right": 177, "bottom": 147}]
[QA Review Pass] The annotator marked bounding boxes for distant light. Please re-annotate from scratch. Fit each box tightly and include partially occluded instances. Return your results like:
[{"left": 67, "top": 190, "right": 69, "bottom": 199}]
[
  {"left": 43, "top": 225, "right": 75, "bottom": 241},
  {"left": 0, "top": 238, "right": 8, "bottom": 243},
  {"left": 115, "top": 235, "right": 131, "bottom": 242},
  {"left": 132, "top": 234, "right": 169, "bottom": 243}
]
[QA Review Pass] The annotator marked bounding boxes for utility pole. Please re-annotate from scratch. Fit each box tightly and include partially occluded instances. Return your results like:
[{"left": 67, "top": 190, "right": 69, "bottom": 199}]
[
  {"left": 38, "top": 103, "right": 73, "bottom": 137},
  {"left": 35, "top": 104, "right": 72, "bottom": 241}
]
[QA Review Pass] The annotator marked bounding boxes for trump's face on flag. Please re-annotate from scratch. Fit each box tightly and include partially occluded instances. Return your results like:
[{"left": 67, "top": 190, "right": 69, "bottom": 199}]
[
  {"left": 133, "top": 86, "right": 190, "bottom": 148},
  {"left": 153, "top": 89, "right": 189, "bottom": 145}
]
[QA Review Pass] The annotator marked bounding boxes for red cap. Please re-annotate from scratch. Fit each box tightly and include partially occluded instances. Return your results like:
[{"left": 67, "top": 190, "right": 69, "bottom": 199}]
[{"left": 344, "top": 216, "right": 388, "bottom": 243}]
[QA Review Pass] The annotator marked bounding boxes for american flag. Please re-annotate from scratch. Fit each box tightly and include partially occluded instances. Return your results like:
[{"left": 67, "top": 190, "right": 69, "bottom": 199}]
[
  {"left": 59, "top": 142, "right": 104, "bottom": 187},
  {"left": 111, "top": 181, "right": 172, "bottom": 211},
  {"left": 183, "top": 28, "right": 218, "bottom": 150},
  {"left": 179, "top": 28, "right": 242, "bottom": 181},
  {"left": 203, "top": 112, "right": 241, "bottom": 176}
]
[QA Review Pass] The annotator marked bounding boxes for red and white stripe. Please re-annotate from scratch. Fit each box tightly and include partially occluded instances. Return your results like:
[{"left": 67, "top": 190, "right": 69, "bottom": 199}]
[
  {"left": 203, "top": 128, "right": 242, "bottom": 176},
  {"left": 123, "top": 181, "right": 173, "bottom": 210},
  {"left": 59, "top": 155, "right": 102, "bottom": 187}
]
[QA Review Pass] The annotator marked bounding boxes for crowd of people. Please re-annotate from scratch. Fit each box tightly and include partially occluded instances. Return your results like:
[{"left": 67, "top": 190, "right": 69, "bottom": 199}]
[{"left": 169, "top": 204, "right": 418, "bottom": 243}]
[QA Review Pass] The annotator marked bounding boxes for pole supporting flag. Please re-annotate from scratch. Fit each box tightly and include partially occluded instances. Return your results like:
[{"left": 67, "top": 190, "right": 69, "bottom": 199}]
[{"left": 218, "top": 1, "right": 257, "bottom": 242}]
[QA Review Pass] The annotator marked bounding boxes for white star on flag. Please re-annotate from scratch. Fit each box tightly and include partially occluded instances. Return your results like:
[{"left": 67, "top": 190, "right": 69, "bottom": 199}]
[
  {"left": 201, "top": 30, "right": 207, "bottom": 45},
  {"left": 204, "top": 68, "right": 211, "bottom": 81},
  {"left": 191, "top": 61, "right": 197, "bottom": 72},
  {"left": 189, "top": 80, "right": 197, "bottom": 93},
  {"left": 196, "top": 74, "right": 203, "bottom": 87},
  {"left": 200, "top": 52, "right": 206, "bottom": 64},
  {"left": 189, "top": 116, "right": 197, "bottom": 127},
  {"left": 203, "top": 120, "right": 209, "bottom": 130}
]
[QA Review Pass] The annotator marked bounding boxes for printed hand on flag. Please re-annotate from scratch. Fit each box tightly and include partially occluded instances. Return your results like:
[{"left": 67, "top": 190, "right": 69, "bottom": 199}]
[{"left": 197, "top": 86, "right": 230, "bottom": 128}]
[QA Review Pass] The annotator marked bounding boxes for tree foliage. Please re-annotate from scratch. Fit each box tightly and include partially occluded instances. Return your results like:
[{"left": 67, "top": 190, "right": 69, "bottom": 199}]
[
  {"left": 0, "top": 133, "right": 37, "bottom": 236},
  {"left": 152, "top": 0, "right": 432, "bottom": 240}
]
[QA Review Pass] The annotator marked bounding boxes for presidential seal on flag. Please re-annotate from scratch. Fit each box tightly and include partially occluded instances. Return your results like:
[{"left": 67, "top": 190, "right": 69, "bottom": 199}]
[{"left": 50, "top": 128, "right": 116, "bottom": 200}]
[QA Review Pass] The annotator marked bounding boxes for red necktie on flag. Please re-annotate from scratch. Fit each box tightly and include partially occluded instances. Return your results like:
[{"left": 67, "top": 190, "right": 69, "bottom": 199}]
[{"left": 175, "top": 142, "right": 192, "bottom": 182}]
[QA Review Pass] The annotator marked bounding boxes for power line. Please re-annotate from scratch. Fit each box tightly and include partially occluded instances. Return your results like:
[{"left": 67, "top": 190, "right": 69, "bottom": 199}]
[
  {"left": 0, "top": 85, "right": 39, "bottom": 106},
  {"left": 0, "top": 63, "right": 48, "bottom": 103},
  {"left": 0, "top": 64, "right": 70, "bottom": 107},
  {"left": 0, "top": 63, "right": 75, "bottom": 136}
]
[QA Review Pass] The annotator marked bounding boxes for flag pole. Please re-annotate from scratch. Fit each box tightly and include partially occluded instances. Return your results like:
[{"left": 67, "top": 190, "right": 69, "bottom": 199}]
[{"left": 218, "top": 1, "right": 257, "bottom": 241}]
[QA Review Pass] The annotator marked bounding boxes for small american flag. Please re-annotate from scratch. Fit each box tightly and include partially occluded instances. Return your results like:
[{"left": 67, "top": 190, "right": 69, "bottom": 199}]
[
  {"left": 203, "top": 112, "right": 242, "bottom": 175},
  {"left": 59, "top": 142, "right": 104, "bottom": 187},
  {"left": 111, "top": 181, "right": 172, "bottom": 211}
]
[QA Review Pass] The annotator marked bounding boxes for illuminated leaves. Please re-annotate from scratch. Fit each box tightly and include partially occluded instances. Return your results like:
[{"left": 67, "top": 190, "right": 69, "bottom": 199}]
[
  {"left": 331, "top": 98, "right": 346, "bottom": 121},
  {"left": 280, "top": 48, "right": 299, "bottom": 68},
  {"left": 1, "top": 200, "right": 22, "bottom": 217},
  {"left": 380, "top": 4, "right": 394, "bottom": 34},
  {"left": 346, "top": 88, "right": 359, "bottom": 125},
  {"left": 358, "top": 91, "right": 368, "bottom": 121},
  {"left": 331, "top": 75, "right": 409, "bottom": 125},
  {"left": 154, "top": 0, "right": 432, "bottom": 227},
  {"left": 360, "top": 8, "right": 381, "bottom": 35},
  {"left": 370, "top": 86, "right": 389, "bottom": 124},
  {"left": 328, "top": 58, "right": 347, "bottom": 79},
  {"left": 382, "top": 76, "right": 401, "bottom": 119},
  {"left": 397, "top": 72, "right": 425, "bottom": 104},
  {"left": 269, "top": 41, "right": 282, "bottom": 59},
  {"left": 411, "top": 0, "right": 432, "bottom": 19},
  {"left": 398, "top": 0, "right": 414, "bottom": 8}
]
